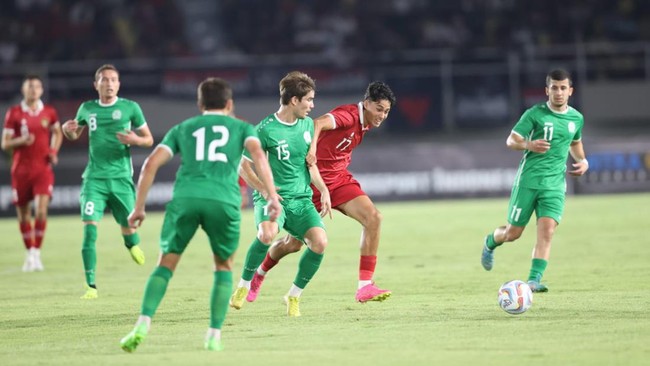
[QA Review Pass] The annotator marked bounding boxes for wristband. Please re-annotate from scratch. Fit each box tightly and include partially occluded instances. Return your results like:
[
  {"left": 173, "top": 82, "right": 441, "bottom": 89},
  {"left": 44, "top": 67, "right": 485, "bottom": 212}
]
[
  {"left": 49, "top": 148, "right": 58, "bottom": 156},
  {"left": 578, "top": 158, "right": 589, "bottom": 167}
]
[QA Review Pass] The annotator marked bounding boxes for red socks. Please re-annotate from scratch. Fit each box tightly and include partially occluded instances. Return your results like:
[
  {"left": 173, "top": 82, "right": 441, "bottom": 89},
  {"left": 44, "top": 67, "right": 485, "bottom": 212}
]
[
  {"left": 260, "top": 253, "right": 279, "bottom": 273},
  {"left": 19, "top": 221, "right": 34, "bottom": 249},
  {"left": 359, "top": 255, "right": 377, "bottom": 281},
  {"left": 34, "top": 219, "right": 46, "bottom": 248}
]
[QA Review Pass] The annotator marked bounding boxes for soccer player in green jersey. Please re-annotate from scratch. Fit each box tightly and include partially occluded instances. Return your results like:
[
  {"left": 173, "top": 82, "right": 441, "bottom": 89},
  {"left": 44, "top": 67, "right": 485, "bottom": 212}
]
[
  {"left": 481, "top": 69, "right": 589, "bottom": 292},
  {"left": 229, "top": 71, "right": 332, "bottom": 317},
  {"left": 61, "top": 64, "right": 154, "bottom": 299},
  {"left": 119, "top": 77, "right": 281, "bottom": 352}
]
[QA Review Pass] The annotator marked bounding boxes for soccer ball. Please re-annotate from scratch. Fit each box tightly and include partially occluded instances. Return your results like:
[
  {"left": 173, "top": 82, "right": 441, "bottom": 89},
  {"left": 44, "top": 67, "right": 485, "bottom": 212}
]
[{"left": 497, "top": 280, "right": 533, "bottom": 315}]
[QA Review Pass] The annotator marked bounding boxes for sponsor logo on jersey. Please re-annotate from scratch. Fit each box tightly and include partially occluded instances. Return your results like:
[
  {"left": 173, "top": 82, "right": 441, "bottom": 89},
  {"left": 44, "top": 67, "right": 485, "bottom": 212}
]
[
  {"left": 303, "top": 131, "right": 311, "bottom": 144},
  {"left": 112, "top": 110, "right": 122, "bottom": 120},
  {"left": 568, "top": 121, "right": 576, "bottom": 133}
]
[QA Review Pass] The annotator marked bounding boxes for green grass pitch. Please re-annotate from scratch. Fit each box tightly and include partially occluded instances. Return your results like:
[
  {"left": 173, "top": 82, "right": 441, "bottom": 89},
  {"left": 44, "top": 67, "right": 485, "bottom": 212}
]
[{"left": 1, "top": 193, "right": 649, "bottom": 366}]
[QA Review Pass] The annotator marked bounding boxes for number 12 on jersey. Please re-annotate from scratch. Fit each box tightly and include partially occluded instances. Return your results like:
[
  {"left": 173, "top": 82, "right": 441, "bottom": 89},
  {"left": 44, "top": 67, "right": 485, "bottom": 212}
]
[{"left": 192, "top": 126, "right": 229, "bottom": 162}]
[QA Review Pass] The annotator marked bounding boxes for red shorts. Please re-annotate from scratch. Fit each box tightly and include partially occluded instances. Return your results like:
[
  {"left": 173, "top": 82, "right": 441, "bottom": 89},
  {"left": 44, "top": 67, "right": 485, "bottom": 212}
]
[
  {"left": 311, "top": 177, "right": 366, "bottom": 211},
  {"left": 11, "top": 168, "right": 54, "bottom": 206}
]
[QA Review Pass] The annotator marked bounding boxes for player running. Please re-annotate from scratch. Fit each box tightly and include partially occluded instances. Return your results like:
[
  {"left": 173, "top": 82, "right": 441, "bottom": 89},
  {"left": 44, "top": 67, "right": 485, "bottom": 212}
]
[
  {"left": 2, "top": 75, "right": 62, "bottom": 272},
  {"left": 62, "top": 64, "right": 154, "bottom": 299},
  {"left": 243, "top": 81, "right": 397, "bottom": 304},
  {"left": 229, "top": 71, "right": 331, "bottom": 317},
  {"left": 481, "top": 69, "right": 589, "bottom": 292},
  {"left": 120, "top": 77, "right": 280, "bottom": 352}
]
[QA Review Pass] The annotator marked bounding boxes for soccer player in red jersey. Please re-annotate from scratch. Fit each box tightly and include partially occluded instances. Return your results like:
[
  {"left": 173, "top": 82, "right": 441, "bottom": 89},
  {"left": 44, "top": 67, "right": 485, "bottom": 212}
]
[
  {"left": 2, "top": 75, "right": 62, "bottom": 272},
  {"left": 244, "top": 81, "right": 397, "bottom": 303}
]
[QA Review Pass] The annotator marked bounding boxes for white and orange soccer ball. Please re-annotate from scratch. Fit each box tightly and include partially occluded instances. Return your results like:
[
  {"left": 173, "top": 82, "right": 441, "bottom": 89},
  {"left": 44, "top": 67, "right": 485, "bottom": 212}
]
[{"left": 498, "top": 280, "right": 533, "bottom": 315}]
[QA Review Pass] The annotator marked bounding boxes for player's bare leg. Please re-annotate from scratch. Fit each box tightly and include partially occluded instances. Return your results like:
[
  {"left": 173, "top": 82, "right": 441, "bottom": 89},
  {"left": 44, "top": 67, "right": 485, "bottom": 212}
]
[
  {"left": 338, "top": 195, "right": 391, "bottom": 302},
  {"left": 16, "top": 204, "right": 35, "bottom": 272}
]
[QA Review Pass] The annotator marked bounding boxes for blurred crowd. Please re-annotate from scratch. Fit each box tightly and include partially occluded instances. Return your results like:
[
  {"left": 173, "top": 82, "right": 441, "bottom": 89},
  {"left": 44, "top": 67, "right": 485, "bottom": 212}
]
[
  {"left": 221, "top": 0, "right": 650, "bottom": 59},
  {"left": 1, "top": 0, "right": 649, "bottom": 65},
  {"left": 0, "top": 0, "right": 188, "bottom": 64}
]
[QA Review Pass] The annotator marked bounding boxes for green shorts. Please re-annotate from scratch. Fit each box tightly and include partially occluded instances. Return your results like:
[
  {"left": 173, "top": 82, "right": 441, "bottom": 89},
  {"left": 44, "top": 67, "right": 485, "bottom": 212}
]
[
  {"left": 160, "top": 198, "right": 240, "bottom": 260},
  {"left": 79, "top": 178, "right": 135, "bottom": 227},
  {"left": 507, "top": 186, "right": 566, "bottom": 226},
  {"left": 254, "top": 197, "right": 325, "bottom": 242}
]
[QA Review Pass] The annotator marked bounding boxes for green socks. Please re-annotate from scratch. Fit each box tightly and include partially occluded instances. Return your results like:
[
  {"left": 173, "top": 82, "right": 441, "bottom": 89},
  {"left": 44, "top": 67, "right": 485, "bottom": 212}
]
[
  {"left": 528, "top": 258, "right": 548, "bottom": 282},
  {"left": 293, "top": 248, "right": 324, "bottom": 289},
  {"left": 210, "top": 271, "right": 232, "bottom": 329},
  {"left": 82, "top": 224, "right": 98, "bottom": 286},
  {"left": 141, "top": 266, "right": 174, "bottom": 317},
  {"left": 241, "top": 238, "right": 269, "bottom": 281},
  {"left": 485, "top": 233, "right": 502, "bottom": 250},
  {"left": 123, "top": 233, "right": 140, "bottom": 249}
]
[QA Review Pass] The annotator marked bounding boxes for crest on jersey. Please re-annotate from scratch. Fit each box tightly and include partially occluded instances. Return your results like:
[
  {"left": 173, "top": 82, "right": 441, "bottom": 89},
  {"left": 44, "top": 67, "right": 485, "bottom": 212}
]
[
  {"left": 112, "top": 110, "right": 122, "bottom": 120},
  {"left": 41, "top": 119, "right": 49, "bottom": 128},
  {"left": 303, "top": 131, "right": 311, "bottom": 144},
  {"left": 568, "top": 122, "right": 576, "bottom": 133}
]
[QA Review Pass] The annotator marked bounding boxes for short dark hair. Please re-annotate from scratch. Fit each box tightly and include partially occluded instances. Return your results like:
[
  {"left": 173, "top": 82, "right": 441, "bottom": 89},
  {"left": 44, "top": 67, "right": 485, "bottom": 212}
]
[
  {"left": 364, "top": 81, "right": 396, "bottom": 106},
  {"left": 23, "top": 74, "right": 43, "bottom": 84},
  {"left": 546, "top": 69, "right": 572, "bottom": 86},
  {"left": 198, "top": 77, "right": 232, "bottom": 110},
  {"left": 95, "top": 64, "right": 119, "bottom": 81},
  {"left": 279, "top": 71, "right": 316, "bottom": 105}
]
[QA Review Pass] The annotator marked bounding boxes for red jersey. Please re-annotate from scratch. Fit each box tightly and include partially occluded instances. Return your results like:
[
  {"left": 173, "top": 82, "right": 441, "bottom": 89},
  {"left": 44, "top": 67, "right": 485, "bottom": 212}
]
[
  {"left": 316, "top": 103, "right": 370, "bottom": 186},
  {"left": 3, "top": 100, "right": 59, "bottom": 175}
]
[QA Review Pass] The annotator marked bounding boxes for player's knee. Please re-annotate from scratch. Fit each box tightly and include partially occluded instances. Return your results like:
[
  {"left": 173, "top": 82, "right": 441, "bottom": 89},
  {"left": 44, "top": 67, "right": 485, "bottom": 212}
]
[
  {"left": 307, "top": 236, "right": 328, "bottom": 254},
  {"left": 257, "top": 231, "right": 276, "bottom": 244},
  {"left": 34, "top": 207, "right": 49, "bottom": 220},
  {"left": 364, "top": 208, "right": 382, "bottom": 229}
]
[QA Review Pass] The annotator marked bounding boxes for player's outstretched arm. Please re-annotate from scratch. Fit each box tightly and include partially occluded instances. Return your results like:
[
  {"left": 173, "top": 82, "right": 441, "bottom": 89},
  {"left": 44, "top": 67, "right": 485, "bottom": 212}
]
[
  {"left": 61, "top": 119, "right": 85, "bottom": 141},
  {"left": 306, "top": 114, "right": 335, "bottom": 167},
  {"left": 309, "top": 163, "right": 332, "bottom": 219},
  {"left": 129, "top": 145, "right": 172, "bottom": 228},
  {"left": 245, "top": 138, "right": 281, "bottom": 221},
  {"left": 568, "top": 140, "right": 589, "bottom": 176}
]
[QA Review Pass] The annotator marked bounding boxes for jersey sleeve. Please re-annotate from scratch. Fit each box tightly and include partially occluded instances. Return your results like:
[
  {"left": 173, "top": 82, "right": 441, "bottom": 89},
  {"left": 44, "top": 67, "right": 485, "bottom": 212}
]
[
  {"left": 511, "top": 108, "right": 535, "bottom": 138},
  {"left": 130, "top": 102, "right": 147, "bottom": 129},
  {"left": 3, "top": 108, "right": 15, "bottom": 134},
  {"left": 573, "top": 117, "right": 584, "bottom": 141},
  {"left": 243, "top": 122, "right": 259, "bottom": 145},
  {"left": 242, "top": 123, "right": 264, "bottom": 161},
  {"left": 75, "top": 103, "right": 88, "bottom": 126},
  {"left": 329, "top": 106, "right": 356, "bottom": 130},
  {"left": 159, "top": 125, "right": 179, "bottom": 155},
  {"left": 49, "top": 107, "right": 60, "bottom": 126}
]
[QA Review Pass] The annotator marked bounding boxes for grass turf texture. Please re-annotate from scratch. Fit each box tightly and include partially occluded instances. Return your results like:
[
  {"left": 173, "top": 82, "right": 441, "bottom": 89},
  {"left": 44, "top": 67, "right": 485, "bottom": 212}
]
[{"left": 1, "top": 193, "right": 648, "bottom": 366}]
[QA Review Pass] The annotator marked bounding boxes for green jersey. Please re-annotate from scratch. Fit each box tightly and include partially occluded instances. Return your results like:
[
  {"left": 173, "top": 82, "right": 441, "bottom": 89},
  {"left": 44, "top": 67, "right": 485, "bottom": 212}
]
[
  {"left": 512, "top": 102, "right": 584, "bottom": 191},
  {"left": 75, "top": 98, "right": 147, "bottom": 179},
  {"left": 244, "top": 113, "right": 314, "bottom": 203},
  {"left": 160, "top": 112, "right": 258, "bottom": 206}
]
